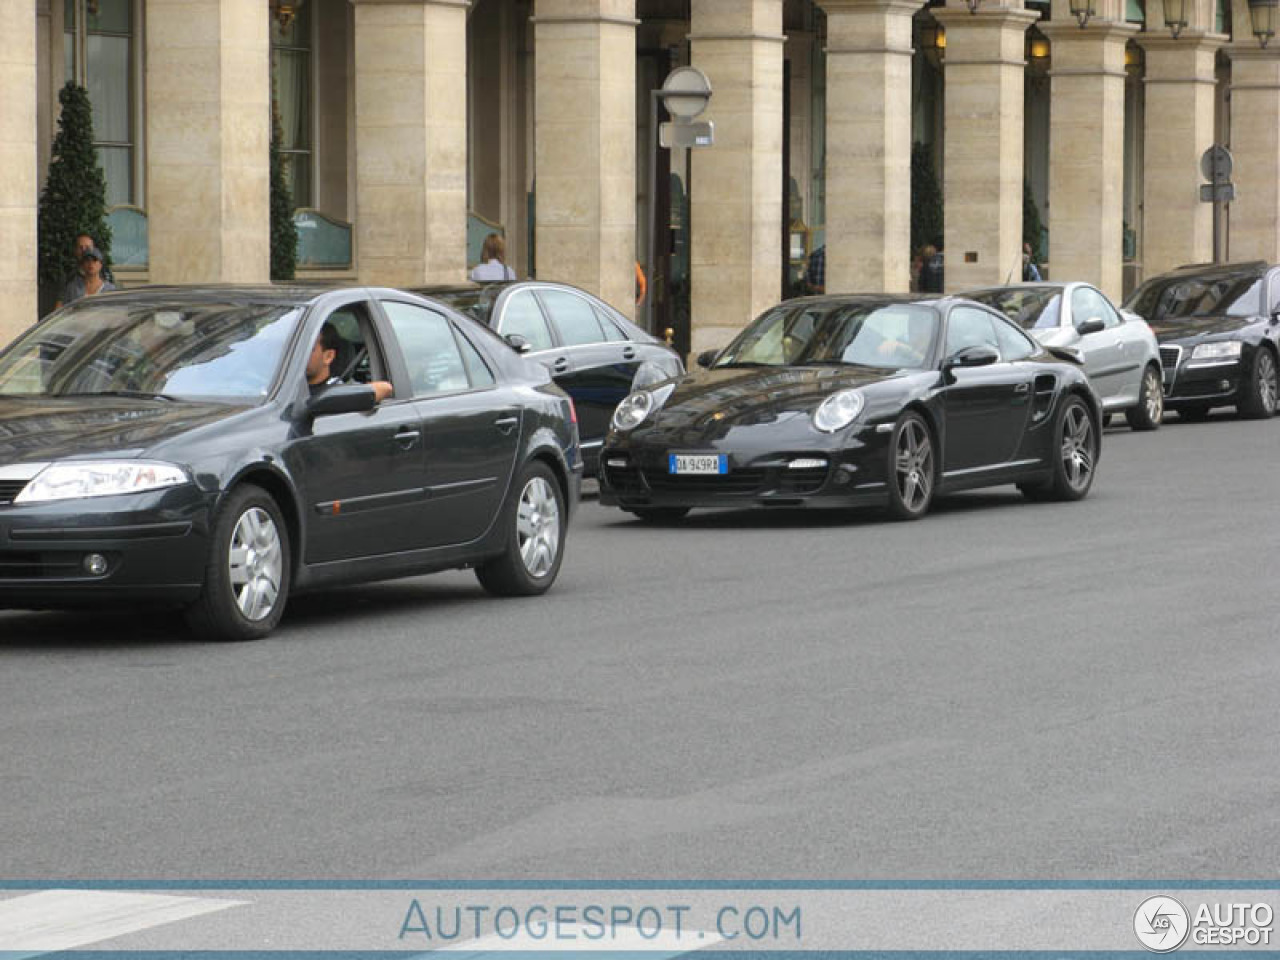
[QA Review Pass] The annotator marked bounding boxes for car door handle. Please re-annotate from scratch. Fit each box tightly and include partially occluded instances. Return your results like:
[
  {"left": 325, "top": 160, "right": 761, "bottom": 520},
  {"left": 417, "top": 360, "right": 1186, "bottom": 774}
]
[
  {"left": 1014, "top": 382, "right": 1031, "bottom": 394},
  {"left": 553, "top": 357, "right": 570, "bottom": 372},
  {"left": 394, "top": 427, "right": 421, "bottom": 449},
  {"left": 494, "top": 416, "right": 519, "bottom": 435},
  {"left": 622, "top": 346, "right": 636, "bottom": 360}
]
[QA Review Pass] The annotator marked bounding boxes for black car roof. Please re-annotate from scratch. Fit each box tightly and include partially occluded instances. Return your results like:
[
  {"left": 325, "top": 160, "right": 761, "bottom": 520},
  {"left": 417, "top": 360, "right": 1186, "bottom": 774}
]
[
  {"left": 87, "top": 284, "right": 338, "bottom": 306},
  {"left": 1164, "top": 260, "right": 1270, "bottom": 278},
  {"left": 786, "top": 293, "right": 945, "bottom": 307}
]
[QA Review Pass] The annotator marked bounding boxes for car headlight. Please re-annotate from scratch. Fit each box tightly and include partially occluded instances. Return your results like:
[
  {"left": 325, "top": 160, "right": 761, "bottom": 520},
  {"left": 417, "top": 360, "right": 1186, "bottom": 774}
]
[
  {"left": 813, "top": 389, "right": 866, "bottom": 433},
  {"left": 14, "top": 460, "right": 191, "bottom": 503},
  {"left": 1190, "top": 340, "right": 1243, "bottom": 361},
  {"left": 611, "top": 385, "right": 674, "bottom": 432}
]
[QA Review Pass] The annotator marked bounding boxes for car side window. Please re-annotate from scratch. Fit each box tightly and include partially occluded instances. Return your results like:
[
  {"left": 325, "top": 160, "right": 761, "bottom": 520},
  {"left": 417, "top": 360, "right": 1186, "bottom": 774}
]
[
  {"left": 1072, "top": 287, "right": 1118, "bottom": 330},
  {"left": 454, "top": 327, "right": 496, "bottom": 388},
  {"left": 380, "top": 301, "right": 472, "bottom": 397},
  {"left": 323, "top": 302, "right": 388, "bottom": 384},
  {"left": 992, "top": 314, "right": 1036, "bottom": 361},
  {"left": 593, "top": 305, "right": 629, "bottom": 342},
  {"left": 539, "top": 289, "right": 607, "bottom": 346},
  {"left": 497, "top": 291, "right": 555, "bottom": 352},
  {"left": 1269, "top": 272, "right": 1280, "bottom": 314},
  {"left": 946, "top": 307, "right": 1000, "bottom": 357}
]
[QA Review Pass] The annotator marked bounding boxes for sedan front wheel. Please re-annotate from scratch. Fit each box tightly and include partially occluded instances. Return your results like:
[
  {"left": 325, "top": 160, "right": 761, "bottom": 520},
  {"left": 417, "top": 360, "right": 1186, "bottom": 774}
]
[
  {"left": 1238, "top": 347, "right": 1278, "bottom": 419},
  {"left": 476, "top": 461, "right": 566, "bottom": 596}
]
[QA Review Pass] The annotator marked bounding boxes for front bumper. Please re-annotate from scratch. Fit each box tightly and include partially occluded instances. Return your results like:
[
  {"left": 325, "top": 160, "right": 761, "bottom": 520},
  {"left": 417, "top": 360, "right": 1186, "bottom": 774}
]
[
  {"left": 598, "top": 427, "right": 891, "bottom": 510},
  {"left": 0, "top": 484, "right": 215, "bottom": 609},
  {"left": 1160, "top": 344, "right": 1243, "bottom": 407}
]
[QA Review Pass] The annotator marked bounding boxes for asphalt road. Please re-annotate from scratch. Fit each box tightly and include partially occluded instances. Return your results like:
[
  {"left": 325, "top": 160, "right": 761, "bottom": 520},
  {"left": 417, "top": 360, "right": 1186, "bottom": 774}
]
[{"left": 1, "top": 411, "right": 1277, "bottom": 881}]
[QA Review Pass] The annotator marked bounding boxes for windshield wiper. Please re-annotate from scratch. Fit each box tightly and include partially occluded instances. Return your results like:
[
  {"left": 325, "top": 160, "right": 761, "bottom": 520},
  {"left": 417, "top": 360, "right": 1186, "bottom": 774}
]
[
  {"left": 57, "top": 390, "right": 178, "bottom": 402},
  {"left": 713, "top": 361, "right": 777, "bottom": 369}
]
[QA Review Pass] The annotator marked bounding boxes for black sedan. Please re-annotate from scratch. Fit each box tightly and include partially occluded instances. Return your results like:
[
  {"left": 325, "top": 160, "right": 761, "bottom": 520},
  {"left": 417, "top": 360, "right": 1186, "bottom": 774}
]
[
  {"left": 1122, "top": 260, "right": 1280, "bottom": 419},
  {"left": 598, "top": 295, "right": 1101, "bottom": 521},
  {"left": 0, "top": 286, "right": 581, "bottom": 641},
  {"left": 409, "top": 281, "right": 684, "bottom": 473}
]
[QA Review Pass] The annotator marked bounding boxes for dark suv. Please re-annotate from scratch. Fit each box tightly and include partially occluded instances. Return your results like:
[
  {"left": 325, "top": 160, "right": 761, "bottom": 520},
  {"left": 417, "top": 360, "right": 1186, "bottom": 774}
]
[{"left": 1123, "top": 261, "right": 1280, "bottom": 419}]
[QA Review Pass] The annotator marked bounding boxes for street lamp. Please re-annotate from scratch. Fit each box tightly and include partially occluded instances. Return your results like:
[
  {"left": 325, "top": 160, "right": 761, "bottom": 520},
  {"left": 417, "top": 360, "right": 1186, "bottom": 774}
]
[
  {"left": 1248, "top": 0, "right": 1277, "bottom": 46},
  {"left": 269, "top": 0, "right": 304, "bottom": 31},
  {"left": 1163, "top": 0, "right": 1188, "bottom": 37},
  {"left": 921, "top": 20, "right": 947, "bottom": 66},
  {"left": 1069, "top": 0, "right": 1097, "bottom": 27}
]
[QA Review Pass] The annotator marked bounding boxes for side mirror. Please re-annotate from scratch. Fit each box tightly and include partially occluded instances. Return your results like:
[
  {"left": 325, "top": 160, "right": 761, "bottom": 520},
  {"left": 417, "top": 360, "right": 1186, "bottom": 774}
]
[
  {"left": 305, "top": 384, "right": 377, "bottom": 417},
  {"left": 504, "top": 333, "right": 532, "bottom": 354},
  {"left": 1076, "top": 317, "right": 1105, "bottom": 336},
  {"left": 942, "top": 344, "right": 1000, "bottom": 376},
  {"left": 696, "top": 349, "right": 719, "bottom": 369}
]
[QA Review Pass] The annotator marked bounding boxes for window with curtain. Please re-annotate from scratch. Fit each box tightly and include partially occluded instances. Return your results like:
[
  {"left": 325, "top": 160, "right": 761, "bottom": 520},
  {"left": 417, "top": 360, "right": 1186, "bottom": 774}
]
[
  {"left": 271, "top": 7, "right": 313, "bottom": 209},
  {"left": 64, "top": 0, "right": 137, "bottom": 208}
]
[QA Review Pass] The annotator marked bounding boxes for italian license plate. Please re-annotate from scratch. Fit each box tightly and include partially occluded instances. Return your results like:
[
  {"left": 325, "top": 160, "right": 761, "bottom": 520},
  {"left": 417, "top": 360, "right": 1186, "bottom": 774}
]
[{"left": 669, "top": 453, "right": 728, "bottom": 475}]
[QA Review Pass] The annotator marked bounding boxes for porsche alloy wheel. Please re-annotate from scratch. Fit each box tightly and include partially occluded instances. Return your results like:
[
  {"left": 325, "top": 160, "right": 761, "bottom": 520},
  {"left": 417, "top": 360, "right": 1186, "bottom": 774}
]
[{"left": 886, "top": 412, "right": 934, "bottom": 521}]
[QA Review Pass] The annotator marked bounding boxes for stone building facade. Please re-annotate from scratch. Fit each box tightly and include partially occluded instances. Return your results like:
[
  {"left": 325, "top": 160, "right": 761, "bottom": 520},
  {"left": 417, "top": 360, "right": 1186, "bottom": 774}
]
[{"left": 2, "top": 0, "right": 1279, "bottom": 350}]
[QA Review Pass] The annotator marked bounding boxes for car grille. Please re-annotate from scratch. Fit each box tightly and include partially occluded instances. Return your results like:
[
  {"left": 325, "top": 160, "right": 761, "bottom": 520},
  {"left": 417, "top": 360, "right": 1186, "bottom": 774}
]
[
  {"left": 1160, "top": 346, "right": 1182, "bottom": 371},
  {"left": 778, "top": 465, "right": 829, "bottom": 494},
  {"left": 0, "top": 551, "right": 86, "bottom": 579},
  {"left": 0, "top": 480, "right": 27, "bottom": 505},
  {"left": 642, "top": 468, "right": 767, "bottom": 496}
]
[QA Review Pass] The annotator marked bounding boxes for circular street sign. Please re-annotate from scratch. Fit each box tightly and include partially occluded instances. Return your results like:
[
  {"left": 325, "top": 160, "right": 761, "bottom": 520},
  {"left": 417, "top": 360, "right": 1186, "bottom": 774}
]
[
  {"left": 660, "top": 66, "right": 713, "bottom": 120},
  {"left": 1200, "top": 144, "right": 1233, "bottom": 183}
]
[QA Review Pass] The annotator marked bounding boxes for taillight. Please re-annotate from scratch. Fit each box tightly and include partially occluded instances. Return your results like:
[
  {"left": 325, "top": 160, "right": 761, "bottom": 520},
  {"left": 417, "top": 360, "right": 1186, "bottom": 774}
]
[{"left": 568, "top": 398, "right": 578, "bottom": 424}]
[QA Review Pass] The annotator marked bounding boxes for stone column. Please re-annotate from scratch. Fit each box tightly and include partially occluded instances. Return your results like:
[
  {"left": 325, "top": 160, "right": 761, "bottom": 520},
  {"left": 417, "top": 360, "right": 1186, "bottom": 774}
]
[
  {"left": 1227, "top": 45, "right": 1280, "bottom": 262},
  {"left": 146, "top": 0, "right": 270, "bottom": 284},
  {"left": 1137, "top": 32, "right": 1223, "bottom": 277},
  {"left": 689, "top": 0, "right": 784, "bottom": 354},
  {"left": 351, "top": 0, "right": 469, "bottom": 286},
  {"left": 532, "top": 0, "right": 636, "bottom": 317},
  {"left": 1041, "top": 15, "right": 1137, "bottom": 301},
  {"left": 818, "top": 0, "right": 924, "bottom": 294},
  {"left": 933, "top": 4, "right": 1038, "bottom": 291},
  {"left": 0, "top": 0, "right": 37, "bottom": 337}
]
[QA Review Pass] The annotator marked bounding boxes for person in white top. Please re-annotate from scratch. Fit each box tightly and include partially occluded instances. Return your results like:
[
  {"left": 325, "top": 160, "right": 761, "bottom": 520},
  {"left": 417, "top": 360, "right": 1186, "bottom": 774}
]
[{"left": 470, "top": 233, "right": 516, "bottom": 282}]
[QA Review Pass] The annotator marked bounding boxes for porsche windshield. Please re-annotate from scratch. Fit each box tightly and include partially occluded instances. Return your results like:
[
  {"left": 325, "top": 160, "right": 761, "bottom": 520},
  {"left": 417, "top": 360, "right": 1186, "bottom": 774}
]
[
  {"left": 0, "top": 300, "right": 302, "bottom": 401},
  {"left": 715, "top": 302, "right": 940, "bottom": 369}
]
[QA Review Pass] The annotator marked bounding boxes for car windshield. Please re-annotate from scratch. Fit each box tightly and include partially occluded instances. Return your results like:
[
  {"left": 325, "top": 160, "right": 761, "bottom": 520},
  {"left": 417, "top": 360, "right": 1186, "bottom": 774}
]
[
  {"left": 967, "top": 287, "right": 1062, "bottom": 331},
  {"left": 714, "top": 302, "right": 939, "bottom": 370},
  {"left": 423, "top": 287, "right": 503, "bottom": 326},
  {"left": 0, "top": 300, "right": 302, "bottom": 401},
  {"left": 1123, "top": 271, "right": 1264, "bottom": 319}
]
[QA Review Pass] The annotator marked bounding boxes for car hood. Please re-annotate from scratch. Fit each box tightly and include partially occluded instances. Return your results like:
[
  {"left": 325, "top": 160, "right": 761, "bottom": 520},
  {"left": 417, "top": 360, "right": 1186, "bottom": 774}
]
[
  {"left": 0, "top": 396, "right": 248, "bottom": 464},
  {"left": 650, "top": 364, "right": 908, "bottom": 428},
  {"left": 1143, "top": 314, "right": 1259, "bottom": 343}
]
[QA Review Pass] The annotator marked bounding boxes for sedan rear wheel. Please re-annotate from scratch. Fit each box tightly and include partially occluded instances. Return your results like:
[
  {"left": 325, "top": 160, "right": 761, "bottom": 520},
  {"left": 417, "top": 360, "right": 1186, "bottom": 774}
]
[
  {"left": 185, "top": 484, "right": 291, "bottom": 641},
  {"left": 476, "top": 461, "right": 566, "bottom": 596},
  {"left": 1125, "top": 364, "right": 1163, "bottom": 431},
  {"left": 886, "top": 412, "right": 934, "bottom": 521},
  {"left": 1238, "top": 347, "right": 1278, "bottom": 419}
]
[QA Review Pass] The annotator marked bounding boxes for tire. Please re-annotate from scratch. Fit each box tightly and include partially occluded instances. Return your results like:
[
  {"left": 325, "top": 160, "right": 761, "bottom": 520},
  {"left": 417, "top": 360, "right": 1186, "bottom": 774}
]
[
  {"left": 625, "top": 506, "right": 690, "bottom": 523},
  {"left": 1179, "top": 404, "right": 1211, "bottom": 421},
  {"left": 475, "top": 461, "right": 566, "bottom": 597},
  {"left": 885, "top": 411, "right": 935, "bottom": 521},
  {"left": 1237, "top": 346, "right": 1278, "bottom": 419},
  {"left": 184, "top": 484, "right": 291, "bottom": 642},
  {"left": 1023, "top": 395, "right": 1097, "bottom": 502},
  {"left": 1125, "top": 364, "right": 1164, "bottom": 431}
]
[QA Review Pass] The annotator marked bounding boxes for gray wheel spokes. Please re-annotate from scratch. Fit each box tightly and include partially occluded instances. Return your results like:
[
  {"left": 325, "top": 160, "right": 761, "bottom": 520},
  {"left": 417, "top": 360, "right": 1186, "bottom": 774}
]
[
  {"left": 1146, "top": 372, "right": 1163, "bottom": 420},
  {"left": 1260, "top": 354, "right": 1277, "bottom": 411},
  {"left": 896, "top": 421, "right": 932, "bottom": 510},
  {"left": 229, "top": 507, "right": 283, "bottom": 622},
  {"left": 1062, "top": 407, "right": 1093, "bottom": 489},
  {"left": 517, "top": 476, "right": 561, "bottom": 578}
]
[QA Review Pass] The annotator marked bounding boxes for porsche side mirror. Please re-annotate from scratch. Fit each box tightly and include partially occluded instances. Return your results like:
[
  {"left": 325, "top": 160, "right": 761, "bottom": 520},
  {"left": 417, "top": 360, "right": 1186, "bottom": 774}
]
[
  {"left": 1077, "top": 317, "right": 1106, "bottom": 336},
  {"left": 504, "top": 333, "right": 532, "bottom": 354},
  {"left": 942, "top": 344, "right": 1000, "bottom": 376},
  {"left": 696, "top": 349, "right": 719, "bottom": 369},
  {"left": 305, "top": 384, "right": 377, "bottom": 417}
]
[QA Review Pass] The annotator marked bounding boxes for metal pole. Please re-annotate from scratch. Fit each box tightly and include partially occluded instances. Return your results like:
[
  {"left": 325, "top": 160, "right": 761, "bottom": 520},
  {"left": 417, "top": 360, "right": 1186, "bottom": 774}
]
[{"left": 645, "top": 89, "right": 660, "bottom": 335}]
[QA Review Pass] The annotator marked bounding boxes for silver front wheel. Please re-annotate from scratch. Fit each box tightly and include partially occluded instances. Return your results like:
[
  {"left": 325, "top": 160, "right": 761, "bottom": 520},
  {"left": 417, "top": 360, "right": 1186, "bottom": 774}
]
[{"left": 229, "top": 507, "right": 284, "bottom": 622}]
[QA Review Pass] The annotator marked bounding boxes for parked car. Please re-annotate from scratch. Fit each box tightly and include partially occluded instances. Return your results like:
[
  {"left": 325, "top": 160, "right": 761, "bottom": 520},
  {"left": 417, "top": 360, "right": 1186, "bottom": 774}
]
[
  {"left": 410, "top": 282, "right": 684, "bottom": 473},
  {"left": 964, "top": 282, "right": 1163, "bottom": 430},
  {"left": 598, "top": 294, "right": 1101, "bottom": 522},
  {"left": 1122, "top": 260, "right": 1280, "bottom": 419},
  {"left": 0, "top": 286, "right": 581, "bottom": 641}
]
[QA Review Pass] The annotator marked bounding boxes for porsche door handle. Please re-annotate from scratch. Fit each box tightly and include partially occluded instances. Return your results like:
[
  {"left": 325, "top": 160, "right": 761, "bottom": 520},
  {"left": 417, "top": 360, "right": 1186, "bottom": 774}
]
[{"left": 1014, "top": 382, "right": 1031, "bottom": 394}]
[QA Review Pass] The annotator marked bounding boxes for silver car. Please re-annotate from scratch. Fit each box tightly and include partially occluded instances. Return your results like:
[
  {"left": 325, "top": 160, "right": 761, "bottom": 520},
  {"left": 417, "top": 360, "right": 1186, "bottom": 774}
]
[{"left": 965, "top": 282, "right": 1164, "bottom": 430}]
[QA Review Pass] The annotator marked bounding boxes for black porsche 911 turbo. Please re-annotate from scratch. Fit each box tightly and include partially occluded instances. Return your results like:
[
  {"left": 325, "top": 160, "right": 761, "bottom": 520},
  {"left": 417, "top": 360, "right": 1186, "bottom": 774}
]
[
  {"left": 0, "top": 286, "right": 581, "bottom": 640},
  {"left": 598, "top": 295, "right": 1102, "bottom": 521},
  {"left": 1121, "top": 260, "right": 1280, "bottom": 420}
]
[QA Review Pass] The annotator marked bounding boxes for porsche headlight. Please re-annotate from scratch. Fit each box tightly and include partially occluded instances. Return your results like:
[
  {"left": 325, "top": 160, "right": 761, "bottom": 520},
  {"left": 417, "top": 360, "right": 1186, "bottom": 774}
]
[
  {"left": 611, "top": 385, "right": 674, "bottom": 432},
  {"left": 813, "top": 389, "right": 866, "bottom": 433},
  {"left": 14, "top": 460, "right": 191, "bottom": 503},
  {"left": 1190, "top": 340, "right": 1243, "bottom": 361}
]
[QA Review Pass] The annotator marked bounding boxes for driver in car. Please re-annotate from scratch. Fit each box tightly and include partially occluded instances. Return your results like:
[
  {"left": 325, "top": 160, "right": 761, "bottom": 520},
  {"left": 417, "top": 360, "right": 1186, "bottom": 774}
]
[{"left": 307, "top": 322, "right": 394, "bottom": 402}]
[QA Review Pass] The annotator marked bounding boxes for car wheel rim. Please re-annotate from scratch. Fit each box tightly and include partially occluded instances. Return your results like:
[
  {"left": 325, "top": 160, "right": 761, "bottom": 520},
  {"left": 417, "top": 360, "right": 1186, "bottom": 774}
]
[
  {"left": 228, "top": 507, "right": 283, "bottom": 622},
  {"left": 1259, "top": 352, "right": 1277, "bottom": 411},
  {"left": 1145, "top": 370, "right": 1163, "bottom": 422},
  {"left": 1061, "top": 405, "right": 1094, "bottom": 491},
  {"left": 517, "top": 476, "right": 561, "bottom": 578},
  {"left": 895, "top": 419, "right": 933, "bottom": 512}
]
